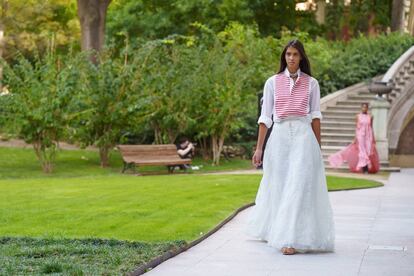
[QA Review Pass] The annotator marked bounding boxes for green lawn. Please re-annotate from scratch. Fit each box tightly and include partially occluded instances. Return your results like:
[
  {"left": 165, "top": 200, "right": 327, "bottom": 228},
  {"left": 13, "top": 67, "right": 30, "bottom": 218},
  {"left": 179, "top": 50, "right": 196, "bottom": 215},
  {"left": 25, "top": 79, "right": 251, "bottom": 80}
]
[
  {"left": 0, "top": 147, "right": 252, "bottom": 179},
  {"left": 0, "top": 174, "right": 261, "bottom": 241},
  {"left": 0, "top": 237, "right": 184, "bottom": 275},
  {"left": 0, "top": 146, "right": 384, "bottom": 274}
]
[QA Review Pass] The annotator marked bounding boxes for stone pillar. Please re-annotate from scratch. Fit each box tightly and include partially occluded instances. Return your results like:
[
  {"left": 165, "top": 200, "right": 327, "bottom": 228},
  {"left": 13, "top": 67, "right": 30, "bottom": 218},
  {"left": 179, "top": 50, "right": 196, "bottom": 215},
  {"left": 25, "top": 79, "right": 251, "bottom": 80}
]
[{"left": 370, "top": 98, "right": 391, "bottom": 162}]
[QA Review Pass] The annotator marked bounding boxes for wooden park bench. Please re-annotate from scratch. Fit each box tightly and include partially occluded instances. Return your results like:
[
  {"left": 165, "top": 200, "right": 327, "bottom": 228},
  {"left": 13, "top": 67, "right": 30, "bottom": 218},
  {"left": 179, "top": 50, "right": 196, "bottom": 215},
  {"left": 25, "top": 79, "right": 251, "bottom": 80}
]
[{"left": 117, "top": 144, "right": 192, "bottom": 173}]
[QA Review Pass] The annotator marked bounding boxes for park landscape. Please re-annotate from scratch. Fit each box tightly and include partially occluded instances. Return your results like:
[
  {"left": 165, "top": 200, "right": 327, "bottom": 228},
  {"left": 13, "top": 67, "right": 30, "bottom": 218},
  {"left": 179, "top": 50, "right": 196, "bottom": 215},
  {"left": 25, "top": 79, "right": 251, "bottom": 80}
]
[{"left": 0, "top": 0, "right": 413, "bottom": 275}]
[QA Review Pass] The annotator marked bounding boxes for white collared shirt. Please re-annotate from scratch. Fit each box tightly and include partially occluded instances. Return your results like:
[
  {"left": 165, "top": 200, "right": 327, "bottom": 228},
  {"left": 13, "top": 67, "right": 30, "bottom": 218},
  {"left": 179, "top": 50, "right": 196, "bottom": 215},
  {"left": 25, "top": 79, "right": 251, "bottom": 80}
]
[{"left": 258, "top": 67, "right": 323, "bottom": 128}]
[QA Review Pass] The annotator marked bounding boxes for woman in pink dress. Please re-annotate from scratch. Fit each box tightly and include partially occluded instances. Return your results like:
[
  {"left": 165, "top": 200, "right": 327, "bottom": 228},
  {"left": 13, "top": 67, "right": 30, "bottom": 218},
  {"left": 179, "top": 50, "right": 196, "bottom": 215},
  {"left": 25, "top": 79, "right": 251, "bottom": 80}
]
[{"left": 328, "top": 103, "right": 380, "bottom": 173}]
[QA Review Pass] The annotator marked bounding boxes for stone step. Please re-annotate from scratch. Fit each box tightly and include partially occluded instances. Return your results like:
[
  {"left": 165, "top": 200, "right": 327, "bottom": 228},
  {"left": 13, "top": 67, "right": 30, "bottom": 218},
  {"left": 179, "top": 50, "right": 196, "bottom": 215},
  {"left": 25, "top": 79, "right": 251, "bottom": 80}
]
[
  {"left": 327, "top": 105, "right": 361, "bottom": 111},
  {"left": 321, "top": 115, "right": 355, "bottom": 123},
  {"left": 321, "top": 139, "right": 353, "bottom": 146},
  {"left": 323, "top": 110, "right": 358, "bottom": 117},
  {"left": 347, "top": 95, "right": 377, "bottom": 102},
  {"left": 357, "top": 90, "right": 376, "bottom": 96},
  {"left": 321, "top": 133, "right": 355, "bottom": 140},
  {"left": 322, "top": 121, "right": 356, "bottom": 128},
  {"left": 336, "top": 100, "right": 368, "bottom": 106},
  {"left": 321, "top": 145, "right": 345, "bottom": 153},
  {"left": 321, "top": 127, "right": 355, "bottom": 134},
  {"left": 321, "top": 147, "right": 390, "bottom": 157}
]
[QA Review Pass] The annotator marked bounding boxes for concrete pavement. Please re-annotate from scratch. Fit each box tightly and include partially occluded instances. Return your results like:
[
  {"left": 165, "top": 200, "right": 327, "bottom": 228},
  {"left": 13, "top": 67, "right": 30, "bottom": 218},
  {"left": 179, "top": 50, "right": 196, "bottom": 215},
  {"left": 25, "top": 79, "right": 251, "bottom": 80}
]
[{"left": 144, "top": 169, "right": 414, "bottom": 276}]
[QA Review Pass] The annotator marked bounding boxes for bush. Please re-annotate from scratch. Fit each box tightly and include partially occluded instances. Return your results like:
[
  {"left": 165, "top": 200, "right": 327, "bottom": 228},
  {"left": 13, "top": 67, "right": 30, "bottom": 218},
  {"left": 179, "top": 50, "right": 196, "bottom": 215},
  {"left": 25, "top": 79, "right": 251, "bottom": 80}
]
[
  {"left": 2, "top": 52, "right": 81, "bottom": 173},
  {"left": 3, "top": 27, "right": 413, "bottom": 170},
  {"left": 317, "top": 32, "right": 414, "bottom": 96}
]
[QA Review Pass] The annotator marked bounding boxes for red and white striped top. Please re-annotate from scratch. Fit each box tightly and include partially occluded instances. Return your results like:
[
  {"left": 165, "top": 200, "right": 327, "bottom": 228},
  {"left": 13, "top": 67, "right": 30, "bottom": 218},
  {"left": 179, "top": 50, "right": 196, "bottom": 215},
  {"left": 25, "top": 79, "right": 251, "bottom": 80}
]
[
  {"left": 257, "top": 68, "right": 322, "bottom": 128},
  {"left": 274, "top": 72, "right": 310, "bottom": 119}
]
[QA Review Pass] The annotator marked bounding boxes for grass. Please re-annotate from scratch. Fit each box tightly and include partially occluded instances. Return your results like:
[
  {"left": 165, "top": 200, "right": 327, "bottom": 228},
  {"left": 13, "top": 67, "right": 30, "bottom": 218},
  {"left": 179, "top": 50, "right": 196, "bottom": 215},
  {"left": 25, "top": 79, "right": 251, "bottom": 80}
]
[
  {"left": 0, "top": 147, "right": 252, "bottom": 179},
  {"left": 326, "top": 175, "right": 384, "bottom": 191},
  {"left": 0, "top": 174, "right": 260, "bottom": 241},
  {"left": 0, "top": 237, "right": 185, "bottom": 275},
  {"left": 0, "top": 173, "right": 383, "bottom": 241},
  {"left": 0, "top": 146, "right": 384, "bottom": 274}
]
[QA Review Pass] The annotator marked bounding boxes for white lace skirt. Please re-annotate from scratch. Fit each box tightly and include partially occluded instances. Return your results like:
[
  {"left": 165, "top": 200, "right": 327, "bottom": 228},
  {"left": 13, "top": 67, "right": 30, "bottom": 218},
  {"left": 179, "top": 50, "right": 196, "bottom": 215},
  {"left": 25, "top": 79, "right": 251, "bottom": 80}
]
[{"left": 245, "top": 116, "right": 335, "bottom": 253}]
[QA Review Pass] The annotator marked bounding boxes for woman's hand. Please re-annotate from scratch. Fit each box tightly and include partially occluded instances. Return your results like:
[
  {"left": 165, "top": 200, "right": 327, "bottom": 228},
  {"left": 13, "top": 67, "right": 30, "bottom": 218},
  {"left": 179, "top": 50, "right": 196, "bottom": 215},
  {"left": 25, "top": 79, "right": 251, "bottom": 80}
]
[{"left": 252, "top": 149, "right": 263, "bottom": 167}]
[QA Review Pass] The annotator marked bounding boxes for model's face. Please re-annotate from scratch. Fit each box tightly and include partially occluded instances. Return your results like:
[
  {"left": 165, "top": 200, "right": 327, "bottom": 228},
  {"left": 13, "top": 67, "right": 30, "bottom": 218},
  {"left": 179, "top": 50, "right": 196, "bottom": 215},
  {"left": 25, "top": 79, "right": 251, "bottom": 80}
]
[
  {"left": 285, "top": 46, "right": 301, "bottom": 72},
  {"left": 361, "top": 104, "right": 368, "bottom": 113}
]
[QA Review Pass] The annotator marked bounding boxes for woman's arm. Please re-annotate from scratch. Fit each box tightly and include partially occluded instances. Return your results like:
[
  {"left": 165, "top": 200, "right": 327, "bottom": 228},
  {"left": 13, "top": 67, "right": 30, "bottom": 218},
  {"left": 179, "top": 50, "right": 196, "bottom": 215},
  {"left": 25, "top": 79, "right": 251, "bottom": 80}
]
[
  {"left": 353, "top": 114, "right": 358, "bottom": 143},
  {"left": 311, "top": 118, "right": 321, "bottom": 147},
  {"left": 252, "top": 124, "right": 268, "bottom": 167},
  {"left": 252, "top": 78, "right": 273, "bottom": 167},
  {"left": 309, "top": 79, "right": 322, "bottom": 147},
  {"left": 177, "top": 144, "right": 193, "bottom": 157}
]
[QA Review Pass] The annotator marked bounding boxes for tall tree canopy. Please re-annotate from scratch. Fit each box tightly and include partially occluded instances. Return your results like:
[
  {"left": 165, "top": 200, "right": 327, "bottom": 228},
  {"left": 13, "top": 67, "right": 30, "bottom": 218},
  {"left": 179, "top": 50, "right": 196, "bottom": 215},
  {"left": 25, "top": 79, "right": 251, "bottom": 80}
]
[
  {"left": 1, "top": 0, "right": 80, "bottom": 60},
  {"left": 106, "top": 0, "right": 321, "bottom": 42}
]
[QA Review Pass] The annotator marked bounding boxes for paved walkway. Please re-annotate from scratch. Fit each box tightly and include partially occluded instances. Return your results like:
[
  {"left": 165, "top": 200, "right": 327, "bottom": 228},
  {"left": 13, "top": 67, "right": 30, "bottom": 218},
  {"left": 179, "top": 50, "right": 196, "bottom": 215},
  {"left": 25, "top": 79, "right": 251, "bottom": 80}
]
[{"left": 144, "top": 169, "right": 414, "bottom": 276}]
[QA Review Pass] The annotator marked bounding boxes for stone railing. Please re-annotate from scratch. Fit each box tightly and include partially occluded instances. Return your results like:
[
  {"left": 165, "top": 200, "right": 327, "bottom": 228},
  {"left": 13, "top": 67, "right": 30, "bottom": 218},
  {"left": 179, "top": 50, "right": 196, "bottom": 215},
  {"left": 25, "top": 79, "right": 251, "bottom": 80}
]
[{"left": 380, "top": 46, "right": 414, "bottom": 155}]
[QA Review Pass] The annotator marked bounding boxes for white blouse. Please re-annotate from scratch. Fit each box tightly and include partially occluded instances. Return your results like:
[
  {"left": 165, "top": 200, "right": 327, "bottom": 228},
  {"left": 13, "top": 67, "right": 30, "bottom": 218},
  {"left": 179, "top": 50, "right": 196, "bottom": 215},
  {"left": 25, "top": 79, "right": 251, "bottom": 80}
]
[{"left": 258, "top": 67, "right": 323, "bottom": 128}]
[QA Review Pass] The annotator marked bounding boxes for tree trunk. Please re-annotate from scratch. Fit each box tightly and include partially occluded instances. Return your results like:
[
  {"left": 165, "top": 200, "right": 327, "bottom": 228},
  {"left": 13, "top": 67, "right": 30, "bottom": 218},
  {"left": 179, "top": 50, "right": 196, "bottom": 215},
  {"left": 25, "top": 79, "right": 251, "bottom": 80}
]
[
  {"left": 407, "top": 0, "right": 414, "bottom": 35},
  {"left": 367, "top": 12, "right": 377, "bottom": 37},
  {"left": 99, "top": 146, "right": 110, "bottom": 167},
  {"left": 167, "top": 128, "right": 177, "bottom": 144},
  {"left": 0, "top": 24, "right": 3, "bottom": 92},
  {"left": 391, "top": 0, "right": 405, "bottom": 32},
  {"left": 211, "top": 133, "right": 225, "bottom": 166},
  {"left": 33, "top": 141, "right": 56, "bottom": 173},
  {"left": 315, "top": 0, "right": 326, "bottom": 25},
  {"left": 198, "top": 137, "right": 210, "bottom": 160},
  {"left": 154, "top": 123, "right": 162, "bottom": 144},
  {"left": 77, "top": 0, "right": 111, "bottom": 63},
  {"left": 0, "top": 0, "right": 8, "bottom": 92},
  {"left": 211, "top": 135, "right": 218, "bottom": 165}
]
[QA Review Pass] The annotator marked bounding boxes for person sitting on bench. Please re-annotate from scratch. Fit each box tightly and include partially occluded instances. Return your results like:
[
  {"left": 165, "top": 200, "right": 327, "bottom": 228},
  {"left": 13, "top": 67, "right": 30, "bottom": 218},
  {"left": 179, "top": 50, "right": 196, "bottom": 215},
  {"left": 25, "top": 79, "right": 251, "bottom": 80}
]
[{"left": 176, "top": 137, "right": 195, "bottom": 169}]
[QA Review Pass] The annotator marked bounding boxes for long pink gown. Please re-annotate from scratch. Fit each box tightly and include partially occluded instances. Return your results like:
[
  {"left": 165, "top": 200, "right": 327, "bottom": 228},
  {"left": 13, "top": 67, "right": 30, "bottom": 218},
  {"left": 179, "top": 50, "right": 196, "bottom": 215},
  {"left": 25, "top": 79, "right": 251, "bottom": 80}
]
[{"left": 328, "top": 113, "right": 380, "bottom": 173}]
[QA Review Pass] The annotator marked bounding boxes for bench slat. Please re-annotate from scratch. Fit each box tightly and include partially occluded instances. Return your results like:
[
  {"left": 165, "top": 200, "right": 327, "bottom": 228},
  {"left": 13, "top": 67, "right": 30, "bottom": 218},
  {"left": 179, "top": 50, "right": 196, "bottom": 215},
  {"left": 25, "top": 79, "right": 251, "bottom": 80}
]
[
  {"left": 118, "top": 145, "right": 177, "bottom": 151},
  {"left": 117, "top": 144, "right": 192, "bottom": 170},
  {"left": 123, "top": 158, "right": 192, "bottom": 166}
]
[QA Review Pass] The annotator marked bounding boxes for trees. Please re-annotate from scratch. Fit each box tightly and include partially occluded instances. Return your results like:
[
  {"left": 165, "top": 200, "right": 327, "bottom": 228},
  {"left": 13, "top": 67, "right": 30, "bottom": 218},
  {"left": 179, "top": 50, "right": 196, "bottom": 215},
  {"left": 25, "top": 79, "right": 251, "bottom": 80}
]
[
  {"left": 391, "top": 0, "right": 405, "bottom": 32},
  {"left": 77, "top": 0, "right": 111, "bottom": 62},
  {"left": 133, "top": 37, "right": 196, "bottom": 145},
  {"left": 106, "top": 0, "right": 324, "bottom": 45},
  {"left": 2, "top": 52, "right": 81, "bottom": 172},
  {"left": 72, "top": 49, "right": 144, "bottom": 167},
  {"left": 188, "top": 24, "right": 258, "bottom": 165},
  {"left": 1, "top": 0, "right": 80, "bottom": 61}
]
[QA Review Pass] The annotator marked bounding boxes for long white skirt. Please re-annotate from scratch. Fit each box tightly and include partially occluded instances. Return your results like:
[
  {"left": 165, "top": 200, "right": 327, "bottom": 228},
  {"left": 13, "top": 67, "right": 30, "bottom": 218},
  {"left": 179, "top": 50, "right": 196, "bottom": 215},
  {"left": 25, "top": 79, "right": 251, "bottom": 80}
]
[{"left": 245, "top": 116, "right": 335, "bottom": 253}]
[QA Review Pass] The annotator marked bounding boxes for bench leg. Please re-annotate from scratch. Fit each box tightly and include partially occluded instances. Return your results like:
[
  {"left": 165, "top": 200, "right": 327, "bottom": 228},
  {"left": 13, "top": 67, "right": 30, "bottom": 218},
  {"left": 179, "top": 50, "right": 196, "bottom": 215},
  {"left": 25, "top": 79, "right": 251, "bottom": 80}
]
[
  {"left": 167, "top": 166, "right": 175, "bottom": 174},
  {"left": 122, "top": 162, "right": 128, "bottom": 173},
  {"left": 122, "top": 162, "right": 136, "bottom": 174}
]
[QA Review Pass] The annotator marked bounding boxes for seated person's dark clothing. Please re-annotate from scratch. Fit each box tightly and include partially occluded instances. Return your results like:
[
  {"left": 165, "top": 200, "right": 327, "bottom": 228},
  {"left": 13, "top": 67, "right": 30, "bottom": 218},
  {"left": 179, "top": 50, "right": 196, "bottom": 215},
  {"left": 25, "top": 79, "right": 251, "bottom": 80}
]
[
  {"left": 174, "top": 140, "right": 194, "bottom": 170},
  {"left": 176, "top": 143, "right": 193, "bottom": 159}
]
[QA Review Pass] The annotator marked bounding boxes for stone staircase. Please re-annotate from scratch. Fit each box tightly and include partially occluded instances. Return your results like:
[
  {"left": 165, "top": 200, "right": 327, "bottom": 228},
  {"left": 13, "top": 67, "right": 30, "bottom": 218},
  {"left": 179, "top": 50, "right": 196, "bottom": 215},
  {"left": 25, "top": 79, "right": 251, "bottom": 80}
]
[{"left": 321, "top": 59, "right": 414, "bottom": 172}]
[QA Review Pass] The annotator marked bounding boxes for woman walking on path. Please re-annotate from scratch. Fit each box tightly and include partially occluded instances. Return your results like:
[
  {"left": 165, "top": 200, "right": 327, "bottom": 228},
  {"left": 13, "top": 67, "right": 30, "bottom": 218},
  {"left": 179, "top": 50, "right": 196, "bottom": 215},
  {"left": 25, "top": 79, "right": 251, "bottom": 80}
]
[
  {"left": 244, "top": 39, "right": 335, "bottom": 255},
  {"left": 328, "top": 103, "right": 380, "bottom": 173}
]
